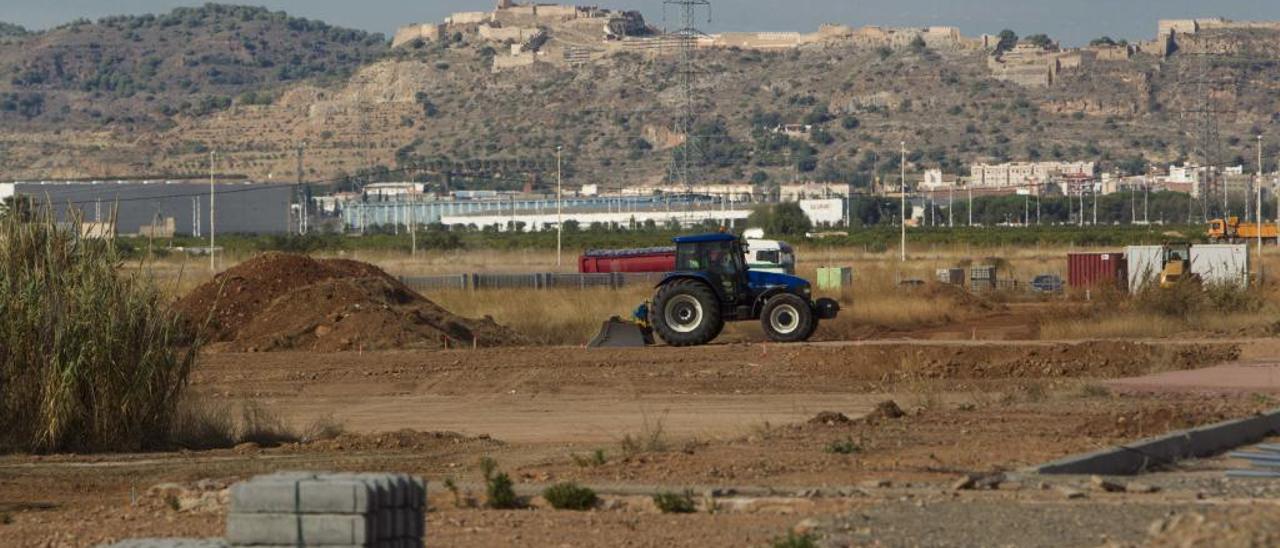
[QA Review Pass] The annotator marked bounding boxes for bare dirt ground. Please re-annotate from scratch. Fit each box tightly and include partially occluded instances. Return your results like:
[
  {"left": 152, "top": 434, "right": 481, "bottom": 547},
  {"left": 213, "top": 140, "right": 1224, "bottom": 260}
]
[{"left": 2, "top": 339, "right": 1278, "bottom": 547}]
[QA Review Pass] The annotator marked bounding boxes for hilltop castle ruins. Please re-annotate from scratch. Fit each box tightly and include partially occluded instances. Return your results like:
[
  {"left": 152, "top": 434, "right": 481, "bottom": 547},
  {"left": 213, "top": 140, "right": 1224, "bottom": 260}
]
[{"left": 393, "top": 5, "right": 1280, "bottom": 86}]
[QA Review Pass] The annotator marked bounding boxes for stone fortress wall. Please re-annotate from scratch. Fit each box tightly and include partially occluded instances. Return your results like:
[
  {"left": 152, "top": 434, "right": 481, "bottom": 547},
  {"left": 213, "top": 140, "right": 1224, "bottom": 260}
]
[{"left": 392, "top": 6, "right": 1280, "bottom": 81}]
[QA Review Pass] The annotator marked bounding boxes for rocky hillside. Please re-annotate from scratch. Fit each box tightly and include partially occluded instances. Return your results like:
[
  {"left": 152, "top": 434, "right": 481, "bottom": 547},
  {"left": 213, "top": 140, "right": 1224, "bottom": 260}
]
[
  {"left": 0, "top": 6, "right": 1277, "bottom": 185},
  {"left": 0, "top": 5, "right": 385, "bottom": 129}
]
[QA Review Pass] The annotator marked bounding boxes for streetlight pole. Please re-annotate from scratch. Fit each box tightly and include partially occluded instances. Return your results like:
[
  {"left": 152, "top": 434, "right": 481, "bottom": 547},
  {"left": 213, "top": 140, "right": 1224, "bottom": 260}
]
[
  {"left": 900, "top": 141, "right": 907, "bottom": 262},
  {"left": 1258, "top": 135, "right": 1264, "bottom": 283},
  {"left": 556, "top": 145, "right": 563, "bottom": 267},
  {"left": 209, "top": 150, "right": 216, "bottom": 273}
]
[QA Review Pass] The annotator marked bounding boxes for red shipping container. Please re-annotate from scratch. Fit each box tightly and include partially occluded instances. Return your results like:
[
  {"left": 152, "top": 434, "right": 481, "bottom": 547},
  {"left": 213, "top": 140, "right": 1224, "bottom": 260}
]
[
  {"left": 578, "top": 247, "right": 676, "bottom": 273},
  {"left": 1067, "top": 252, "right": 1127, "bottom": 289}
]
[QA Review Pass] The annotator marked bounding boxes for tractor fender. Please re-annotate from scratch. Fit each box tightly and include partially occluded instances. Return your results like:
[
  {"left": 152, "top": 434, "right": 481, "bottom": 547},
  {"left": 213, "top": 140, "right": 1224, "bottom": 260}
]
[
  {"left": 750, "top": 286, "right": 792, "bottom": 318},
  {"left": 655, "top": 272, "right": 715, "bottom": 291}
]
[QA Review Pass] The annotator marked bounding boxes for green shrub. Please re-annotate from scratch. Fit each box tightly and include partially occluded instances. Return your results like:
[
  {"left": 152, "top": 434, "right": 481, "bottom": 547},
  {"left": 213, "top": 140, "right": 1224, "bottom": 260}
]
[
  {"left": 1134, "top": 278, "right": 1205, "bottom": 316},
  {"left": 542, "top": 482, "right": 597, "bottom": 510},
  {"left": 1203, "top": 283, "right": 1265, "bottom": 313},
  {"left": 0, "top": 207, "right": 197, "bottom": 453},
  {"left": 480, "top": 457, "right": 519, "bottom": 509},
  {"left": 571, "top": 448, "right": 607, "bottom": 467},
  {"left": 825, "top": 438, "right": 860, "bottom": 455},
  {"left": 652, "top": 490, "right": 697, "bottom": 513},
  {"left": 772, "top": 532, "right": 817, "bottom": 548}
]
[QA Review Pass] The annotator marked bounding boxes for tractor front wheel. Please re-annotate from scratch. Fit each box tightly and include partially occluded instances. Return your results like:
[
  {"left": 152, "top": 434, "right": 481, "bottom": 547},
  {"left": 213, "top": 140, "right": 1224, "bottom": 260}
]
[
  {"left": 760, "top": 293, "right": 815, "bottom": 343},
  {"left": 653, "top": 279, "right": 723, "bottom": 347}
]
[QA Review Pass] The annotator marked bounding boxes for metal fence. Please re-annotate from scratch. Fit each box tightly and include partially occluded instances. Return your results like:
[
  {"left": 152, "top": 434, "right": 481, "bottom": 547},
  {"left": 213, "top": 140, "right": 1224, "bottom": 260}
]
[{"left": 399, "top": 272, "right": 668, "bottom": 292}]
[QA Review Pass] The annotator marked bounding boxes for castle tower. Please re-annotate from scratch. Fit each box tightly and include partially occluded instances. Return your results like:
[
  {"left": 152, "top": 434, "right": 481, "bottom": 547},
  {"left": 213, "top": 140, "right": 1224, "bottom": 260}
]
[{"left": 497, "top": 0, "right": 515, "bottom": 9}]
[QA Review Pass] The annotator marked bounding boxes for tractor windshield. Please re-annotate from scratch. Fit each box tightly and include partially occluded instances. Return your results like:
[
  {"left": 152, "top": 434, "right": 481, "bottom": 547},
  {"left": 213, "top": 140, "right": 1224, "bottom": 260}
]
[{"left": 677, "top": 240, "right": 742, "bottom": 278}]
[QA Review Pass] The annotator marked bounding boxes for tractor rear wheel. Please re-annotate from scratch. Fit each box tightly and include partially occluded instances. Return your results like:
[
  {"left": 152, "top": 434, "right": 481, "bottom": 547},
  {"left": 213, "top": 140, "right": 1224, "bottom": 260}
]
[
  {"left": 760, "top": 293, "right": 815, "bottom": 343},
  {"left": 653, "top": 279, "right": 723, "bottom": 347}
]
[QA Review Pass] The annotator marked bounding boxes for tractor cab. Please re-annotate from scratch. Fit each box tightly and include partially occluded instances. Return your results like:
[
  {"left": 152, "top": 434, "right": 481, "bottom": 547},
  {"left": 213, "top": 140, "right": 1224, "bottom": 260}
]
[{"left": 673, "top": 233, "right": 749, "bottom": 305}]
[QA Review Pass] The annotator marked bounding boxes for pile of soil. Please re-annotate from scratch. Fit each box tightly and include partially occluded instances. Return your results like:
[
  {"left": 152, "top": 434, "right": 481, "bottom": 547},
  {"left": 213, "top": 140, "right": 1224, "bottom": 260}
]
[
  {"left": 1074, "top": 402, "right": 1252, "bottom": 439},
  {"left": 893, "top": 342, "right": 1240, "bottom": 381},
  {"left": 177, "top": 253, "right": 524, "bottom": 352},
  {"left": 921, "top": 283, "right": 1004, "bottom": 314}
]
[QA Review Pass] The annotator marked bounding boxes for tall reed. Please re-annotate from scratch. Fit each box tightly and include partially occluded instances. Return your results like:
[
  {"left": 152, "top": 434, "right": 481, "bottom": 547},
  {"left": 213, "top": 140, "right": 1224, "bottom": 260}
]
[{"left": 0, "top": 207, "right": 197, "bottom": 453}]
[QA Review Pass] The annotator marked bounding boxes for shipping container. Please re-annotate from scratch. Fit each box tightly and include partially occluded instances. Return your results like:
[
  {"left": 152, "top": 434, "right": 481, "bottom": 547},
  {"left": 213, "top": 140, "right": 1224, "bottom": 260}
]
[
  {"left": 817, "top": 267, "right": 854, "bottom": 290},
  {"left": 936, "top": 268, "right": 965, "bottom": 285},
  {"left": 1067, "top": 252, "right": 1126, "bottom": 289},
  {"left": 578, "top": 247, "right": 676, "bottom": 273},
  {"left": 1125, "top": 246, "right": 1165, "bottom": 293},
  {"left": 1190, "top": 244, "right": 1249, "bottom": 288}
]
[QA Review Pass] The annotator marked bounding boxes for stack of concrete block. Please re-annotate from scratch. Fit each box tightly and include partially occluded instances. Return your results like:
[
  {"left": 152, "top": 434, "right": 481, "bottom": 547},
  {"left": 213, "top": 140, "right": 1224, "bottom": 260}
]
[{"left": 226, "top": 472, "right": 425, "bottom": 548}]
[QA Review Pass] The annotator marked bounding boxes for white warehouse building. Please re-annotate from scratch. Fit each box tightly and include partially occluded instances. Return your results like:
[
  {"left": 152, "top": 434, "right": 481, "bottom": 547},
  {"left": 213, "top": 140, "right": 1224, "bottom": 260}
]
[
  {"left": 438, "top": 199, "right": 843, "bottom": 232},
  {"left": 440, "top": 209, "right": 750, "bottom": 232}
]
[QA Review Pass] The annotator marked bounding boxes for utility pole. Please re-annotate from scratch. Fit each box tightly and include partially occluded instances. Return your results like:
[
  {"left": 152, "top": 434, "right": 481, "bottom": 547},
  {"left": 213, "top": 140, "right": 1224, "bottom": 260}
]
[
  {"left": 556, "top": 145, "right": 563, "bottom": 267},
  {"left": 948, "top": 184, "right": 953, "bottom": 227},
  {"left": 1078, "top": 185, "right": 1085, "bottom": 227},
  {"left": 1130, "top": 181, "right": 1136, "bottom": 224},
  {"left": 296, "top": 142, "right": 307, "bottom": 235},
  {"left": 968, "top": 184, "right": 973, "bottom": 226},
  {"left": 1258, "top": 135, "right": 1264, "bottom": 283},
  {"left": 209, "top": 150, "right": 216, "bottom": 273},
  {"left": 900, "top": 141, "right": 907, "bottom": 262},
  {"left": 1092, "top": 182, "right": 1097, "bottom": 225}
]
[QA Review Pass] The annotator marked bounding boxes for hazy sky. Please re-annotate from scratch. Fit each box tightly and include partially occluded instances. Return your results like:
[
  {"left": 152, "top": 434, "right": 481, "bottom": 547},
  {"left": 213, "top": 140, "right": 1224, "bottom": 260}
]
[{"left": 3, "top": 0, "right": 1280, "bottom": 46}]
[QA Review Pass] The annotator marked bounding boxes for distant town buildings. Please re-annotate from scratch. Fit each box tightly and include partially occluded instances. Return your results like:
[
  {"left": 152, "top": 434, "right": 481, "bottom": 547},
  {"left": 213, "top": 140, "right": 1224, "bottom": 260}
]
[{"left": 968, "top": 161, "right": 1097, "bottom": 193}]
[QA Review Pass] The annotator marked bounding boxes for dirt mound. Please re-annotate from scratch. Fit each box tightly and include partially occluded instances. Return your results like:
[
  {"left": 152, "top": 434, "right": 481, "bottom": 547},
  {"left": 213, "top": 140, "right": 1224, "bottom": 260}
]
[
  {"left": 869, "top": 400, "right": 906, "bottom": 419},
  {"left": 893, "top": 342, "right": 1240, "bottom": 381},
  {"left": 921, "top": 283, "right": 1004, "bottom": 313},
  {"left": 178, "top": 253, "right": 524, "bottom": 351},
  {"left": 289, "top": 429, "right": 501, "bottom": 452},
  {"left": 1074, "top": 402, "right": 1251, "bottom": 439},
  {"left": 807, "top": 411, "right": 852, "bottom": 426}
]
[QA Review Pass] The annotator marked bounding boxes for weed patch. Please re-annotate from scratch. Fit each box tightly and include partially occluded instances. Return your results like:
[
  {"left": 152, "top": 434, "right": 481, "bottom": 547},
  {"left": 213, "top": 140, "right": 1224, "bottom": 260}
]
[
  {"left": 572, "top": 449, "right": 607, "bottom": 467},
  {"left": 825, "top": 438, "right": 860, "bottom": 455},
  {"left": 238, "top": 401, "right": 300, "bottom": 447},
  {"left": 480, "top": 457, "right": 519, "bottom": 509},
  {"left": 542, "top": 483, "right": 597, "bottom": 511},
  {"left": 653, "top": 490, "right": 697, "bottom": 514},
  {"left": 620, "top": 413, "right": 669, "bottom": 456},
  {"left": 772, "top": 531, "right": 817, "bottom": 548}
]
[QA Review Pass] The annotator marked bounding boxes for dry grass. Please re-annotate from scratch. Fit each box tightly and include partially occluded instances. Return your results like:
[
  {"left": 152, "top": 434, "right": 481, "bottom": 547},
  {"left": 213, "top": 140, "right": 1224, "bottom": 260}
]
[
  {"left": 428, "top": 286, "right": 651, "bottom": 346},
  {"left": 131, "top": 243, "right": 1280, "bottom": 344}
]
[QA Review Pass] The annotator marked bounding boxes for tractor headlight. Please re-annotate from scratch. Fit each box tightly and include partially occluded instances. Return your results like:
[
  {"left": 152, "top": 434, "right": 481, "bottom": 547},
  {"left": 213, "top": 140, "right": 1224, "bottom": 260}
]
[{"left": 801, "top": 285, "right": 811, "bottom": 296}]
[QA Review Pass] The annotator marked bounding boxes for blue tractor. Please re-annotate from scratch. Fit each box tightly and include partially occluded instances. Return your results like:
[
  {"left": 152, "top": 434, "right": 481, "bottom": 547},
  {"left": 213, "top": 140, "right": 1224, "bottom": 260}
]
[{"left": 649, "top": 232, "right": 840, "bottom": 346}]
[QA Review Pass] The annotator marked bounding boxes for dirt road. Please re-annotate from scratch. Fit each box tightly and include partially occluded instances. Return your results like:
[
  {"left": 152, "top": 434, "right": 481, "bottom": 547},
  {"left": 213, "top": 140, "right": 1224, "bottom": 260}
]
[{"left": 1, "top": 338, "right": 1272, "bottom": 547}]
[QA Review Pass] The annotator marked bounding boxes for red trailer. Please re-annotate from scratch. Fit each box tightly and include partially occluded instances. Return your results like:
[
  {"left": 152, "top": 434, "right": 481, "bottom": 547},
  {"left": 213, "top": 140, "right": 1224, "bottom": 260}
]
[
  {"left": 578, "top": 247, "right": 676, "bottom": 273},
  {"left": 1067, "top": 252, "right": 1127, "bottom": 289}
]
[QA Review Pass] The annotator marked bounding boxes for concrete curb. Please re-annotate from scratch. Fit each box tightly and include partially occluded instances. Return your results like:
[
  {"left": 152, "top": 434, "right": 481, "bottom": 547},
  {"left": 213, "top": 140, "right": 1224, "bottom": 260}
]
[{"left": 1034, "top": 407, "right": 1280, "bottom": 475}]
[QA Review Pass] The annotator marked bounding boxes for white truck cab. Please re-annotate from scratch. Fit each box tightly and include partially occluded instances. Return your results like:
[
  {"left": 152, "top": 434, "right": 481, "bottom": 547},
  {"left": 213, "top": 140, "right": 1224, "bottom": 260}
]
[{"left": 741, "top": 229, "right": 796, "bottom": 275}]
